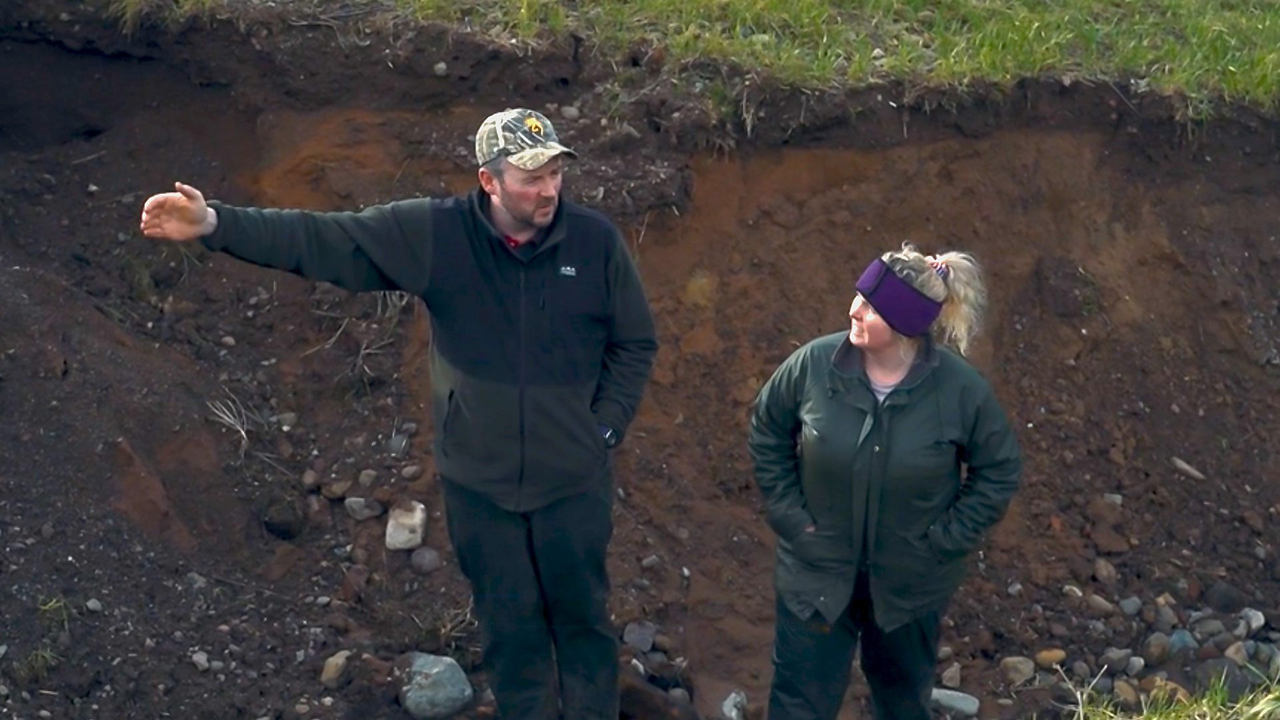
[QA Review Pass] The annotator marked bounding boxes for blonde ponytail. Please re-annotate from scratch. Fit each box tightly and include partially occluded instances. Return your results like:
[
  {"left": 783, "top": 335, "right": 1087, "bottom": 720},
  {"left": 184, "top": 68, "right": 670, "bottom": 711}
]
[{"left": 882, "top": 244, "right": 987, "bottom": 355}]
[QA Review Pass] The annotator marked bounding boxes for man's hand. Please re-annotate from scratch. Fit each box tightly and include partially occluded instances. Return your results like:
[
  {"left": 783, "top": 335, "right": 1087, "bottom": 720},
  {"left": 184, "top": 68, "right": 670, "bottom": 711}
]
[{"left": 139, "top": 181, "right": 218, "bottom": 241}]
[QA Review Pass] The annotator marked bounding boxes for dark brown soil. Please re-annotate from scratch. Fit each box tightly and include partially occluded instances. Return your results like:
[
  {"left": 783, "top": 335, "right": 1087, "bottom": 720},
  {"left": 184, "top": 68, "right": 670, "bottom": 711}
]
[{"left": 3, "top": 2, "right": 1280, "bottom": 719}]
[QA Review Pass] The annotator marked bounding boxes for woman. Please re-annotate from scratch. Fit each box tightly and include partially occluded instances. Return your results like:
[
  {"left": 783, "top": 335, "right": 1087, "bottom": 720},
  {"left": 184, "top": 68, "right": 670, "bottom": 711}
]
[{"left": 749, "top": 244, "right": 1022, "bottom": 720}]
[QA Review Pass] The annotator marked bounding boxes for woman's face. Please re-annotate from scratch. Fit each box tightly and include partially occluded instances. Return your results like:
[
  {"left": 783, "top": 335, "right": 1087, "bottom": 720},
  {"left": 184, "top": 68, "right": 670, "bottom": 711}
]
[{"left": 848, "top": 293, "right": 896, "bottom": 351}]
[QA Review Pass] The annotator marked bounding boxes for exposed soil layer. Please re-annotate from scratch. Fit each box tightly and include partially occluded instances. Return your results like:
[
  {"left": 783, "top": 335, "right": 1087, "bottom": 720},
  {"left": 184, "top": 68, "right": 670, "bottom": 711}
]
[{"left": 3, "top": 2, "right": 1280, "bottom": 719}]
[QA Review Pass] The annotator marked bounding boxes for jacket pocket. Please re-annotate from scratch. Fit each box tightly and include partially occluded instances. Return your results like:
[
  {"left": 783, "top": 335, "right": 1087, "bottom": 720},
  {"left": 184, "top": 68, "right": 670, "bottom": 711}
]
[
  {"left": 436, "top": 382, "right": 520, "bottom": 480},
  {"left": 926, "top": 519, "right": 971, "bottom": 561},
  {"left": 788, "top": 528, "right": 854, "bottom": 572},
  {"left": 525, "top": 385, "right": 607, "bottom": 479}
]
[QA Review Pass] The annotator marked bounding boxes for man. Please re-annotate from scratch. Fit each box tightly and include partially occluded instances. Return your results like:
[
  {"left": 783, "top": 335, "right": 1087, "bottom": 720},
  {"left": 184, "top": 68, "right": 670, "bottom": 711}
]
[{"left": 140, "top": 108, "right": 658, "bottom": 719}]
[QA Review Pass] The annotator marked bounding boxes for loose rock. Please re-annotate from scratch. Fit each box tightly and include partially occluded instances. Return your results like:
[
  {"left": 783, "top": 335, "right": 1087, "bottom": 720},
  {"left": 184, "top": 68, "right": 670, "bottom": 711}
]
[
  {"left": 1094, "top": 558, "right": 1118, "bottom": 585},
  {"left": 344, "top": 497, "right": 385, "bottom": 521},
  {"left": 1086, "top": 594, "right": 1117, "bottom": 616},
  {"left": 399, "top": 653, "right": 474, "bottom": 719},
  {"left": 1169, "top": 629, "right": 1199, "bottom": 655},
  {"left": 1144, "top": 632, "right": 1171, "bottom": 665},
  {"left": 1099, "top": 647, "right": 1133, "bottom": 675},
  {"left": 411, "top": 547, "right": 443, "bottom": 575},
  {"left": 322, "top": 480, "right": 353, "bottom": 500},
  {"left": 940, "top": 661, "right": 961, "bottom": 688},
  {"left": 1205, "top": 581, "right": 1248, "bottom": 613},
  {"left": 930, "top": 688, "right": 980, "bottom": 717},
  {"left": 999, "top": 656, "right": 1036, "bottom": 686},
  {"left": 1035, "top": 649, "right": 1066, "bottom": 669},
  {"left": 720, "top": 689, "right": 747, "bottom": 720},
  {"left": 386, "top": 500, "right": 427, "bottom": 550},
  {"left": 1240, "top": 608, "right": 1266, "bottom": 635},
  {"left": 624, "top": 621, "right": 658, "bottom": 653},
  {"left": 1193, "top": 618, "right": 1227, "bottom": 640},
  {"left": 1224, "top": 641, "right": 1249, "bottom": 666},
  {"left": 1113, "top": 679, "right": 1139, "bottom": 708},
  {"left": 321, "top": 650, "right": 352, "bottom": 689}
]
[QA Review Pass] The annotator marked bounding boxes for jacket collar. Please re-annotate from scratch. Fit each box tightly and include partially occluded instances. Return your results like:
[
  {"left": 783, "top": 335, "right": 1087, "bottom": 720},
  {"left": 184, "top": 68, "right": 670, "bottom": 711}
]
[
  {"left": 468, "top": 187, "right": 569, "bottom": 255},
  {"left": 826, "top": 335, "right": 941, "bottom": 408}
]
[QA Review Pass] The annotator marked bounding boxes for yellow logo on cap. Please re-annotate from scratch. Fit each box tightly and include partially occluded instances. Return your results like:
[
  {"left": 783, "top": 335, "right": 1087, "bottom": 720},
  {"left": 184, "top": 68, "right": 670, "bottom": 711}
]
[{"left": 523, "top": 116, "right": 544, "bottom": 135}]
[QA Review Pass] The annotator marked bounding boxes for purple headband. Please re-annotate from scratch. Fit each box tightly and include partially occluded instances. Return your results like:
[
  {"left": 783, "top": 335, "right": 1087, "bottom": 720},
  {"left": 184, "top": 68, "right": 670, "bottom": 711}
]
[{"left": 855, "top": 258, "right": 942, "bottom": 337}]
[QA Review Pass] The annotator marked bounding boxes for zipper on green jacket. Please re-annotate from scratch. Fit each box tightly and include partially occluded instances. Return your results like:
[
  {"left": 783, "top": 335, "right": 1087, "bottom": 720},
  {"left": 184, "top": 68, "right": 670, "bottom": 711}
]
[{"left": 517, "top": 266, "right": 527, "bottom": 508}]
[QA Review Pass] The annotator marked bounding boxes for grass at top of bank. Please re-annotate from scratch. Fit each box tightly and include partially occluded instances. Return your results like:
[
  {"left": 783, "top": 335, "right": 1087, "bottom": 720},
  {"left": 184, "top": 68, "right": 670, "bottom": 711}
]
[{"left": 111, "top": 0, "right": 1280, "bottom": 117}]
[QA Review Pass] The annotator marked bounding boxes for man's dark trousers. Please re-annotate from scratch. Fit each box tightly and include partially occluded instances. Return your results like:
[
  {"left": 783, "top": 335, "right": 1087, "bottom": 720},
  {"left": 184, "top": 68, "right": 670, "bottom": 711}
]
[
  {"left": 443, "top": 478, "right": 617, "bottom": 720},
  {"left": 768, "top": 573, "right": 942, "bottom": 720}
]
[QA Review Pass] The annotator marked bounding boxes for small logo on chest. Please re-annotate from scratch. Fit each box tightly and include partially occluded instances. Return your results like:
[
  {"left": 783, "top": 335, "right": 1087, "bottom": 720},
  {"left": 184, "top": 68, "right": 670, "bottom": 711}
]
[{"left": 559, "top": 265, "right": 577, "bottom": 277}]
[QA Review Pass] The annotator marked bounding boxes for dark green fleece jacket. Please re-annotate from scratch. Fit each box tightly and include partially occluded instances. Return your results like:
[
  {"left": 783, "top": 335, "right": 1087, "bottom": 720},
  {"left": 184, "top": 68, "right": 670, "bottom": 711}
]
[
  {"left": 203, "top": 189, "right": 657, "bottom": 512},
  {"left": 749, "top": 332, "right": 1021, "bottom": 631}
]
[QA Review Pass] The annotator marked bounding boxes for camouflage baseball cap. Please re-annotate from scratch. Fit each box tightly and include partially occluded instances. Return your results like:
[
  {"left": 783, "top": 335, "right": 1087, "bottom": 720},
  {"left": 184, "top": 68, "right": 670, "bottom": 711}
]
[{"left": 475, "top": 108, "right": 578, "bottom": 171}]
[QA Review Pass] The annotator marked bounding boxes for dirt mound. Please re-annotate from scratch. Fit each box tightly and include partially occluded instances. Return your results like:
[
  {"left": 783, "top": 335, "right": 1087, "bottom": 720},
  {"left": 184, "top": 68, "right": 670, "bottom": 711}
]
[{"left": 3, "top": 3, "right": 1280, "bottom": 719}]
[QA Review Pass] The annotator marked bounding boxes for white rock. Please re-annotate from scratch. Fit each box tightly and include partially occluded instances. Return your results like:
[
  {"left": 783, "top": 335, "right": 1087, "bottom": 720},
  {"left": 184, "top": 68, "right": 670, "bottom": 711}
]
[
  {"left": 85, "top": 598, "right": 103, "bottom": 613},
  {"left": 386, "top": 500, "right": 427, "bottom": 550},
  {"left": 191, "top": 651, "right": 210, "bottom": 671},
  {"left": 931, "top": 688, "right": 980, "bottom": 717},
  {"left": 720, "top": 689, "right": 747, "bottom": 720},
  {"left": 1241, "top": 608, "right": 1266, "bottom": 634}
]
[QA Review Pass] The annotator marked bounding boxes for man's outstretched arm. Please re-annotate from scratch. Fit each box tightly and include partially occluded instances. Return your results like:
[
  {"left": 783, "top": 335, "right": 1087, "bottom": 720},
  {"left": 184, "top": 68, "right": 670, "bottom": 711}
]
[{"left": 140, "top": 181, "right": 432, "bottom": 295}]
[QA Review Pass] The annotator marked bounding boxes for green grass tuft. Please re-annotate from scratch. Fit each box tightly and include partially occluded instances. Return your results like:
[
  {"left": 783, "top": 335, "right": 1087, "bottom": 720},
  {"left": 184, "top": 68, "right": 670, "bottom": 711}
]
[{"left": 1068, "top": 672, "right": 1280, "bottom": 720}]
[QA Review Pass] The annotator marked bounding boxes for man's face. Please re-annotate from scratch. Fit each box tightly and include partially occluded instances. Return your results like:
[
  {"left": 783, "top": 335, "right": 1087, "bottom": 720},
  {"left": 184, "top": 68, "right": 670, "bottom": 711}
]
[{"left": 482, "top": 156, "right": 564, "bottom": 231}]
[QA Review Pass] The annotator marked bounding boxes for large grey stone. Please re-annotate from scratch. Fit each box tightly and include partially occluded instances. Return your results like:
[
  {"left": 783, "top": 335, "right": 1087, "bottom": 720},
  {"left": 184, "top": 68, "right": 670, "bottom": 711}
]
[
  {"left": 624, "top": 620, "right": 658, "bottom": 653},
  {"left": 399, "top": 653, "right": 474, "bottom": 719}
]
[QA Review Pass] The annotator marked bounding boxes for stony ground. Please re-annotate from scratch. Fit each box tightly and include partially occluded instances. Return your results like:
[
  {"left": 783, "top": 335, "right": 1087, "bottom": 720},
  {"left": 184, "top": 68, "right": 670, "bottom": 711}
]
[{"left": 2, "top": 2, "right": 1280, "bottom": 719}]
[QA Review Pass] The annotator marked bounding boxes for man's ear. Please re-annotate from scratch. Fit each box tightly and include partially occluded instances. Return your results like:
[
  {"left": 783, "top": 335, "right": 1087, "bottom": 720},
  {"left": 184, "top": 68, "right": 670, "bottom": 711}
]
[{"left": 477, "top": 168, "right": 495, "bottom": 194}]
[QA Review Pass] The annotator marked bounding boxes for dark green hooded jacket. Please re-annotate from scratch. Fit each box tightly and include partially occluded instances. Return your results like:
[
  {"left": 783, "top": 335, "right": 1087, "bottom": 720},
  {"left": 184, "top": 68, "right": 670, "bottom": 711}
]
[
  {"left": 749, "top": 332, "right": 1021, "bottom": 631},
  {"left": 203, "top": 189, "right": 657, "bottom": 512}
]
